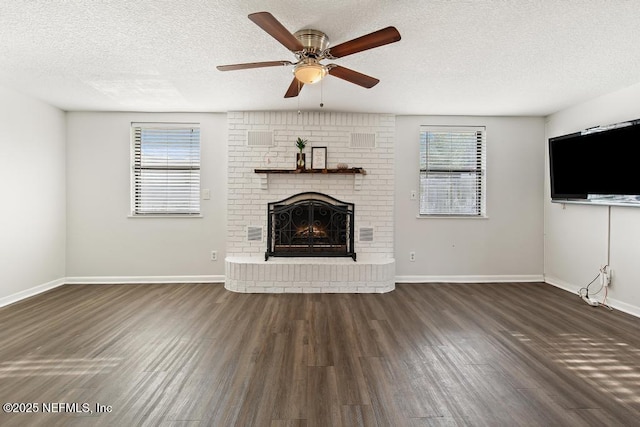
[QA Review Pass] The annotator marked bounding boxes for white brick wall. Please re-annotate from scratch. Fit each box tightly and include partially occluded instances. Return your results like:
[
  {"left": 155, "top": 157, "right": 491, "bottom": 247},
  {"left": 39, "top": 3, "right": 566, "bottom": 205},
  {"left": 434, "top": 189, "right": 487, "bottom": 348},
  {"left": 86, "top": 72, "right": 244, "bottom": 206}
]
[{"left": 227, "top": 111, "right": 395, "bottom": 259}]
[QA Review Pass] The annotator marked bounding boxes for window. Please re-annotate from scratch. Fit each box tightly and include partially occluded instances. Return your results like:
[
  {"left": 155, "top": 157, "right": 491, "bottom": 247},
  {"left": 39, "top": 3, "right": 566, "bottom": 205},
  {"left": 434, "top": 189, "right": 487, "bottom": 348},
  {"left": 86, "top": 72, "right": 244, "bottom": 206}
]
[
  {"left": 131, "top": 123, "right": 200, "bottom": 216},
  {"left": 419, "top": 126, "right": 486, "bottom": 216}
]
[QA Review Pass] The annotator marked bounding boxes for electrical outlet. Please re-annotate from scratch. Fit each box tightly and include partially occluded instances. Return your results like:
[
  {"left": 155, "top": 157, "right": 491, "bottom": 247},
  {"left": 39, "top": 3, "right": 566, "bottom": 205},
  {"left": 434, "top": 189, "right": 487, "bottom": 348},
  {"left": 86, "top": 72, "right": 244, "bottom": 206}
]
[
  {"left": 210, "top": 250, "right": 217, "bottom": 261},
  {"left": 409, "top": 251, "right": 416, "bottom": 262},
  {"left": 600, "top": 265, "right": 611, "bottom": 287}
]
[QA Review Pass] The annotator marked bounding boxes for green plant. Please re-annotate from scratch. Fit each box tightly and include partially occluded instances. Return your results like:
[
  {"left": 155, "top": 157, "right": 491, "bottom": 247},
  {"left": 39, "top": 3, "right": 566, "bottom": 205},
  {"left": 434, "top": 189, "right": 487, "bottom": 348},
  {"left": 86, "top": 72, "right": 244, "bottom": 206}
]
[{"left": 295, "top": 137, "right": 307, "bottom": 153}]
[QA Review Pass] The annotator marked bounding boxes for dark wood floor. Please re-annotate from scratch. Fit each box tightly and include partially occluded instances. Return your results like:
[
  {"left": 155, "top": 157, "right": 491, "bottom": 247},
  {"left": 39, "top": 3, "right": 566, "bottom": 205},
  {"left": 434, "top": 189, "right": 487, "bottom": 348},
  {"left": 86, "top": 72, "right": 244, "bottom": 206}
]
[{"left": 1, "top": 283, "right": 639, "bottom": 426}]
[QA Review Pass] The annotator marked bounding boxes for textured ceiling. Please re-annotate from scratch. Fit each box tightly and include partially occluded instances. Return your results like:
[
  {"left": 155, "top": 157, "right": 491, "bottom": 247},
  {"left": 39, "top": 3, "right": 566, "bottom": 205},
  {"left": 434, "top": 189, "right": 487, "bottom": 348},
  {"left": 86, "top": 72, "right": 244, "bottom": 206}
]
[{"left": 1, "top": 1, "right": 640, "bottom": 116}]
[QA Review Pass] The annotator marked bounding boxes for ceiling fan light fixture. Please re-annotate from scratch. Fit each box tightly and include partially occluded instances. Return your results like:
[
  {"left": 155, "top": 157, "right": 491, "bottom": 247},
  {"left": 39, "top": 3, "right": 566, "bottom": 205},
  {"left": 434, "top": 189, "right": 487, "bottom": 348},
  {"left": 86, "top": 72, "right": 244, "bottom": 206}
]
[{"left": 293, "top": 59, "right": 327, "bottom": 84}]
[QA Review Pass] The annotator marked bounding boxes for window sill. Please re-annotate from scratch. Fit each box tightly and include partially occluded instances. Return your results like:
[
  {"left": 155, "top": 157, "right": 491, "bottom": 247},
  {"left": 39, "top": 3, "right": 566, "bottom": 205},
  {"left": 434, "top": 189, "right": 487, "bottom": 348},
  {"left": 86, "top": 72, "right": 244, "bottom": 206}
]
[
  {"left": 128, "top": 214, "right": 203, "bottom": 218},
  {"left": 416, "top": 214, "right": 488, "bottom": 219}
]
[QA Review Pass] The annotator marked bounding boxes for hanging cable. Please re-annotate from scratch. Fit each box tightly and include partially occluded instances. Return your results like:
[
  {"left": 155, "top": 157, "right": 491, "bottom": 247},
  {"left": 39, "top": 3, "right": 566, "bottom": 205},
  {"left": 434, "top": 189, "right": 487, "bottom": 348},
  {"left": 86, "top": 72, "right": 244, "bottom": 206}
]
[
  {"left": 606, "top": 205, "right": 611, "bottom": 265},
  {"left": 578, "top": 274, "right": 600, "bottom": 299},
  {"left": 601, "top": 286, "right": 613, "bottom": 310}
]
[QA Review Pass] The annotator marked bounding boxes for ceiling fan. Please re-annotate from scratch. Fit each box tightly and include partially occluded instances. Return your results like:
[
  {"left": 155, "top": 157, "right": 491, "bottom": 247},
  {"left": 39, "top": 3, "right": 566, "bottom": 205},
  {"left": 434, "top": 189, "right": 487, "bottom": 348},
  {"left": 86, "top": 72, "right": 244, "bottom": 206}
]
[{"left": 217, "top": 12, "right": 401, "bottom": 98}]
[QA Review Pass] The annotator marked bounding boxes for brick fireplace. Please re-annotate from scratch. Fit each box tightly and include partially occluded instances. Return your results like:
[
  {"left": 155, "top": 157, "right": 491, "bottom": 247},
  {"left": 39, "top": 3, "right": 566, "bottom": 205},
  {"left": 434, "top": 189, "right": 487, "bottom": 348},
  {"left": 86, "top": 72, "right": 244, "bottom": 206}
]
[{"left": 225, "top": 111, "right": 395, "bottom": 293}]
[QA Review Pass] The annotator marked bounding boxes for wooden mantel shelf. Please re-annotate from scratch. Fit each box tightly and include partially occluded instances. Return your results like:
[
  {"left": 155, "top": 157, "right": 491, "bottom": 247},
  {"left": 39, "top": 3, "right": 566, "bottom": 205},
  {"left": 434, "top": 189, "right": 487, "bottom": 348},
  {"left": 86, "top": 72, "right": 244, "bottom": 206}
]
[{"left": 254, "top": 167, "right": 366, "bottom": 175}]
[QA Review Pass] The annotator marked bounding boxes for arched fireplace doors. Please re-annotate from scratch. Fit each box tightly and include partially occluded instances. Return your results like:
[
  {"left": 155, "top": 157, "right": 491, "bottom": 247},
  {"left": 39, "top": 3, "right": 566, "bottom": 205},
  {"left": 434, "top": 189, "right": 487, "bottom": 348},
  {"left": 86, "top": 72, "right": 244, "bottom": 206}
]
[{"left": 265, "top": 192, "right": 356, "bottom": 261}]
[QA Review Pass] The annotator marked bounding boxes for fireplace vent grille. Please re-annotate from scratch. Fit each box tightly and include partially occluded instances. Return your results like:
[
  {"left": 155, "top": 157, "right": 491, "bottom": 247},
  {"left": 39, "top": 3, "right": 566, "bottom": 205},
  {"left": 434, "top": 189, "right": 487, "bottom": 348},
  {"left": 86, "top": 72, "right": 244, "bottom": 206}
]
[
  {"left": 359, "top": 227, "right": 374, "bottom": 242},
  {"left": 247, "top": 131, "right": 274, "bottom": 147},
  {"left": 247, "top": 226, "right": 263, "bottom": 241},
  {"left": 350, "top": 133, "right": 376, "bottom": 148}
]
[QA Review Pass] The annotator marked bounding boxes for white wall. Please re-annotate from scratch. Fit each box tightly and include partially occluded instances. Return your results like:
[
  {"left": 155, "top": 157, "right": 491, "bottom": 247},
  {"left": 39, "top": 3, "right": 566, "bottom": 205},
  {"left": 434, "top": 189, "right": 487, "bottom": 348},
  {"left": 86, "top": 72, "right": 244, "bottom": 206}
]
[
  {"left": 65, "top": 112, "right": 227, "bottom": 280},
  {"left": 0, "top": 86, "right": 66, "bottom": 304},
  {"left": 395, "top": 116, "right": 545, "bottom": 281},
  {"left": 545, "top": 82, "right": 640, "bottom": 316}
]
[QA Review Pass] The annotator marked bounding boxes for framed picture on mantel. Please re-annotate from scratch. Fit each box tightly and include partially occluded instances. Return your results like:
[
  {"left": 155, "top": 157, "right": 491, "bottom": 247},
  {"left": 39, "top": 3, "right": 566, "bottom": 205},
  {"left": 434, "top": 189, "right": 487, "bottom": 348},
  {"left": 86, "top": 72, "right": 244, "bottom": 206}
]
[{"left": 311, "top": 147, "right": 327, "bottom": 170}]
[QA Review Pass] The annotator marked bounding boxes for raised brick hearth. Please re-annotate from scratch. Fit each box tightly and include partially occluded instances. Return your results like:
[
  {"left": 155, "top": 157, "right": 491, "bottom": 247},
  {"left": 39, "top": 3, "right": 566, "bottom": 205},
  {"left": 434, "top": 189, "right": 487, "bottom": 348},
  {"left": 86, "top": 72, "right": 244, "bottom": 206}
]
[{"left": 225, "top": 256, "right": 395, "bottom": 293}]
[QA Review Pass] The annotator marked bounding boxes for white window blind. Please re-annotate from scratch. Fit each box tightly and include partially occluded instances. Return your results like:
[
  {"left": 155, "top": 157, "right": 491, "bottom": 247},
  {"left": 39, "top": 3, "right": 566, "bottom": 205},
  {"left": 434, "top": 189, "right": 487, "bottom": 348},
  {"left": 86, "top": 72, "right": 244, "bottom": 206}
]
[
  {"left": 132, "top": 123, "right": 200, "bottom": 215},
  {"left": 419, "top": 126, "right": 486, "bottom": 216}
]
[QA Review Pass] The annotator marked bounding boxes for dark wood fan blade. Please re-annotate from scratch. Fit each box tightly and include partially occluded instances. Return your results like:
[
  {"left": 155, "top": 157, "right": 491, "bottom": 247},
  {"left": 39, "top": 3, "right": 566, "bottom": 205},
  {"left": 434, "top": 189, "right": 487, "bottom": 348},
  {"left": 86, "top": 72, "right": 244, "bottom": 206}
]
[
  {"left": 284, "top": 77, "right": 304, "bottom": 98},
  {"left": 328, "top": 26, "right": 401, "bottom": 58},
  {"left": 216, "top": 61, "right": 293, "bottom": 71},
  {"left": 328, "top": 65, "right": 379, "bottom": 88},
  {"left": 248, "top": 12, "right": 304, "bottom": 52}
]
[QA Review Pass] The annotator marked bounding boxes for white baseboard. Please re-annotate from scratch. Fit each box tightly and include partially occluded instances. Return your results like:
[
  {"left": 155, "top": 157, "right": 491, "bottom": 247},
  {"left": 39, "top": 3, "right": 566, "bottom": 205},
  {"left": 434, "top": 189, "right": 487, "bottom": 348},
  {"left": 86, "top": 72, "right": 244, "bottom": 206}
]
[
  {"left": 0, "top": 277, "right": 66, "bottom": 308},
  {"left": 4, "top": 275, "right": 637, "bottom": 319},
  {"left": 64, "top": 275, "right": 225, "bottom": 285},
  {"left": 603, "top": 297, "right": 640, "bottom": 319},
  {"left": 0, "top": 276, "right": 225, "bottom": 309},
  {"left": 545, "top": 275, "right": 640, "bottom": 319},
  {"left": 395, "top": 274, "right": 544, "bottom": 283},
  {"left": 542, "top": 275, "right": 577, "bottom": 295}
]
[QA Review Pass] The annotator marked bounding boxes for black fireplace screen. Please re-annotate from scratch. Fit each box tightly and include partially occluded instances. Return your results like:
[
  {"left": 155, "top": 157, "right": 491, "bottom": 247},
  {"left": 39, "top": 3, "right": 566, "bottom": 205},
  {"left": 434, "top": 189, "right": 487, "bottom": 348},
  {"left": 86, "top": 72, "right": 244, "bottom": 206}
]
[{"left": 266, "top": 192, "right": 355, "bottom": 261}]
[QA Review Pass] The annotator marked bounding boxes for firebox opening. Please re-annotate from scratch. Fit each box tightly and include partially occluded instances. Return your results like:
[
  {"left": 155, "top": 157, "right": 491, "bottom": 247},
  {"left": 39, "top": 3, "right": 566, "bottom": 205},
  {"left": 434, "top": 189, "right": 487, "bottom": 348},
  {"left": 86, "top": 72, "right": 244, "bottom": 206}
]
[
  {"left": 266, "top": 192, "right": 356, "bottom": 261},
  {"left": 275, "top": 204, "right": 347, "bottom": 252}
]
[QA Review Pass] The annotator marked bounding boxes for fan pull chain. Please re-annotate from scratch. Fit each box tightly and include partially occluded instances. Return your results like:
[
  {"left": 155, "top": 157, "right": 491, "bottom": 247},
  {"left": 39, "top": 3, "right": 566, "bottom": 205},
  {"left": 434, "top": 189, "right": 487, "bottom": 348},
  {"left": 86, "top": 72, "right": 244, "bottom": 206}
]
[
  {"left": 297, "top": 79, "right": 301, "bottom": 115},
  {"left": 320, "top": 78, "right": 324, "bottom": 108}
]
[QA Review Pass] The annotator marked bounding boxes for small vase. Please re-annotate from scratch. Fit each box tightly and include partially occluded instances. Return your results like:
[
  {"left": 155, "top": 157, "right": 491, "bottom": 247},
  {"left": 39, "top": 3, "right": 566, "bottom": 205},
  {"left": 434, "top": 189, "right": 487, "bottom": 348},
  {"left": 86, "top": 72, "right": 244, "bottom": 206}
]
[{"left": 296, "top": 153, "right": 305, "bottom": 170}]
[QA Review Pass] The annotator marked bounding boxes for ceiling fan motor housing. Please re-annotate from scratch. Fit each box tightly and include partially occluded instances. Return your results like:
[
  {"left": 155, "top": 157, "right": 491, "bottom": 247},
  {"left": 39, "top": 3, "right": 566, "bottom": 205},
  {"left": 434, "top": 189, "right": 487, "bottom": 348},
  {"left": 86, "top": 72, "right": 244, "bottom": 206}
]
[{"left": 294, "top": 29, "right": 330, "bottom": 57}]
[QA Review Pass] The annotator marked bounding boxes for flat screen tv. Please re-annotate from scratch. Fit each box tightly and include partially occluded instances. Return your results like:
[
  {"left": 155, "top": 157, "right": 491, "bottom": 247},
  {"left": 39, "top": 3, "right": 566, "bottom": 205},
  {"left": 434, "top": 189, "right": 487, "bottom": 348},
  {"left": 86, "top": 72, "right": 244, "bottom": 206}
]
[{"left": 549, "top": 119, "right": 640, "bottom": 202}]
